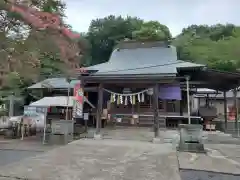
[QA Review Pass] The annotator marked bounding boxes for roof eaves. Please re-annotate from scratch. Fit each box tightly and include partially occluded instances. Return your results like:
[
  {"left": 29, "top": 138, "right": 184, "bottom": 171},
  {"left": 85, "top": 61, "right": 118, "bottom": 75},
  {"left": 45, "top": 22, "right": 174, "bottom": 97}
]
[{"left": 84, "top": 73, "right": 177, "bottom": 80}]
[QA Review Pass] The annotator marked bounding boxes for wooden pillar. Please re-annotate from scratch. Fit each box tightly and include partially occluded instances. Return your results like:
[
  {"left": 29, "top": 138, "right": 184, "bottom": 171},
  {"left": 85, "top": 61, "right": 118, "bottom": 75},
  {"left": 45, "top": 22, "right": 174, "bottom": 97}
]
[
  {"left": 206, "top": 94, "right": 209, "bottom": 106},
  {"left": 198, "top": 97, "right": 200, "bottom": 108},
  {"left": 223, "top": 91, "right": 228, "bottom": 131},
  {"left": 186, "top": 76, "right": 191, "bottom": 124},
  {"left": 234, "top": 88, "right": 238, "bottom": 134},
  {"left": 65, "top": 78, "right": 71, "bottom": 120},
  {"left": 179, "top": 91, "right": 183, "bottom": 116},
  {"left": 153, "top": 83, "right": 159, "bottom": 138},
  {"left": 96, "top": 83, "right": 103, "bottom": 134}
]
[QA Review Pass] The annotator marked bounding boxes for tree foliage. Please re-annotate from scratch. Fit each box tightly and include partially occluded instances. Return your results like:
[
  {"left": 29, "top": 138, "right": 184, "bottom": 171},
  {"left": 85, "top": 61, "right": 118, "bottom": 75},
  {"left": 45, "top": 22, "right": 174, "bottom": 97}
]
[
  {"left": 86, "top": 16, "right": 171, "bottom": 65},
  {"left": 0, "top": 0, "right": 83, "bottom": 98},
  {"left": 86, "top": 17, "right": 240, "bottom": 72},
  {"left": 86, "top": 16, "right": 142, "bottom": 65},
  {"left": 173, "top": 24, "right": 240, "bottom": 71},
  {"left": 132, "top": 21, "right": 171, "bottom": 41},
  {"left": 1, "top": 8, "right": 240, "bottom": 102}
]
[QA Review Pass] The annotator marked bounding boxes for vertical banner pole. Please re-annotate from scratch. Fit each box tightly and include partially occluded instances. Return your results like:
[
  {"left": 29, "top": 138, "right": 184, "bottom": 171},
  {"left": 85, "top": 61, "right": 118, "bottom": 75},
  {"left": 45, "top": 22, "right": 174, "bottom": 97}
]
[{"left": 43, "top": 108, "right": 47, "bottom": 144}]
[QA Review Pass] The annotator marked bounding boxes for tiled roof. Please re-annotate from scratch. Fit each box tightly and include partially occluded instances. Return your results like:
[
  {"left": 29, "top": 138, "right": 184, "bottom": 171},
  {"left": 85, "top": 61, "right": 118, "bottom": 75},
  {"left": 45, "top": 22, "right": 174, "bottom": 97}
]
[
  {"left": 28, "top": 78, "right": 80, "bottom": 89},
  {"left": 86, "top": 42, "right": 204, "bottom": 75},
  {"left": 29, "top": 41, "right": 205, "bottom": 88}
]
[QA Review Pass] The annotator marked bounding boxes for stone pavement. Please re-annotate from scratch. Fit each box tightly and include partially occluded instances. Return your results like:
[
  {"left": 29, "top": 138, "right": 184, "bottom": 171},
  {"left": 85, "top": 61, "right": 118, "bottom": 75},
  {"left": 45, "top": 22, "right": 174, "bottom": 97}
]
[
  {"left": 205, "top": 144, "right": 240, "bottom": 167},
  {"left": 0, "top": 139, "right": 181, "bottom": 180},
  {"left": 178, "top": 150, "right": 240, "bottom": 174},
  {"left": 0, "top": 150, "right": 42, "bottom": 167},
  {"left": 178, "top": 144, "right": 240, "bottom": 180},
  {"left": 0, "top": 129, "right": 240, "bottom": 180},
  {"left": 0, "top": 138, "right": 61, "bottom": 167},
  {"left": 180, "top": 169, "right": 240, "bottom": 180}
]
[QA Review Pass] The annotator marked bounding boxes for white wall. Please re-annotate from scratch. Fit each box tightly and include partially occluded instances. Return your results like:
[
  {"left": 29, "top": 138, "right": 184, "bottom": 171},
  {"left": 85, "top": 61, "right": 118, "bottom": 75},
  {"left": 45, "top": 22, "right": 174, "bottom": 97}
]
[{"left": 194, "top": 98, "right": 234, "bottom": 115}]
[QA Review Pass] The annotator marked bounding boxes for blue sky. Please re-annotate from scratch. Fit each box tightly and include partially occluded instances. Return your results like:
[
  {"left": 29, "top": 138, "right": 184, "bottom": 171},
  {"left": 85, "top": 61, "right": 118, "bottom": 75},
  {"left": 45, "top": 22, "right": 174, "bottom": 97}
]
[{"left": 65, "top": 0, "right": 240, "bottom": 36}]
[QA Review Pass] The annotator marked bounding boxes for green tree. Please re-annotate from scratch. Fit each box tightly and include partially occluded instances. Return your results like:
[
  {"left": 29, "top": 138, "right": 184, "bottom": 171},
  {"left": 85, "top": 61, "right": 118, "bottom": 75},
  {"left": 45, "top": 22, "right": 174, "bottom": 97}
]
[
  {"left": 86, "top": 15, "right": 144, "bottom": 65},
  {"left": 132, "top": 21, "right": 171, "bottom": 41}
]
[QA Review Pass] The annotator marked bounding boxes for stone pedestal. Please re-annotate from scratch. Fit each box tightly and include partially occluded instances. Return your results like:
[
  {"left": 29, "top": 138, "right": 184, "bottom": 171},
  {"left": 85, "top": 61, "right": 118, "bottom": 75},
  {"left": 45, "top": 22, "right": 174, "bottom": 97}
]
[
  {"left": 49, "top": 134, "right": 68, "bottom": 145},
  {"left": 94, "top": 133, "right": 102, "bottom": 140},
  {"left": 178, "top": 124, "right": 205, "bottom": 153},
  {"left": 152, "top": 137, "right": 162, "bottom": 144},
  {"left": 49, "top": 134, "right": 74, "bottom": 145},
  {"left": 50, "top": 120, "right": 74, "bottom": 144}
]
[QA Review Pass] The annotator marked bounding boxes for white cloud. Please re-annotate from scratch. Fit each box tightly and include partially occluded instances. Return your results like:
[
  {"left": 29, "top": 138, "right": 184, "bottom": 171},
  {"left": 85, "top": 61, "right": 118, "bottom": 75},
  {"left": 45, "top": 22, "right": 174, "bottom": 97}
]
[{"left": 65, "top": 0, "right": 240, "bottom": 36}]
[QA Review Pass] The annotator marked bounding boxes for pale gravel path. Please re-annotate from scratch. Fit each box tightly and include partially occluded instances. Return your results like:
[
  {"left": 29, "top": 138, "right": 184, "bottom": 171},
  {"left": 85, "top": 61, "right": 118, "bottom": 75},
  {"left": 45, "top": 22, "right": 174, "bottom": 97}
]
[
  {"left": 1, "top": 129, "right": 240, "bottom": 180},
  {"left": 0, "top": 139, "right": 181, "bottom": 180}
]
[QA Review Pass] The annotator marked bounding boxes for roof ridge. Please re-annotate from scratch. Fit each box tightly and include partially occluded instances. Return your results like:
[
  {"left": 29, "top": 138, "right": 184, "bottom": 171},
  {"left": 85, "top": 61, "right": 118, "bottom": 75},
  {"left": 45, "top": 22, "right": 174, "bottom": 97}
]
[{"left": 114, "top": 40, "right": 171, "bottom": 50}]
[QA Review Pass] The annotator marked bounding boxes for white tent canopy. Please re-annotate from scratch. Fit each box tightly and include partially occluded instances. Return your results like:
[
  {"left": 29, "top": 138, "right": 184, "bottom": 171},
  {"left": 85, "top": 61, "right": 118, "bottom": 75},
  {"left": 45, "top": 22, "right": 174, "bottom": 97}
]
[{"left": 29, "top": 96, "right": 95, "bottom": 108}]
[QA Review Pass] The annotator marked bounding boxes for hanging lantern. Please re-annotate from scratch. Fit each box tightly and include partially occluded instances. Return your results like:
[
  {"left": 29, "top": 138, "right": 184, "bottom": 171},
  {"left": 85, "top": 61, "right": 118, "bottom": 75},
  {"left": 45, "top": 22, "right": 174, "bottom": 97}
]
[{"left": 147, "top": 88, "right": 154, "bottom": 95}]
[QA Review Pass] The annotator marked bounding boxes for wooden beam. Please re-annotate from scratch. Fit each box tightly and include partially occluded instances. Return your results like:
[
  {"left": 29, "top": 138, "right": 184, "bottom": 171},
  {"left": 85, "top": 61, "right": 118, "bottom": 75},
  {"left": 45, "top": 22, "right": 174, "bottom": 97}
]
[
  {"left": 234, "top": 88, "right": 238, "bottom": 134},
  {"left": 223, "top": 91, "right": 228, "bottom": 131},
  {"left": 180, "top": 81, "right": 209, "bottom": 85},
  {"left": 153, "top": 83, "right": 159, "bottom": 138},
  {"left": 96, "top": 83, "right": 103, "bottom": 134},
  {"left": 84, "top": 87, "right": 98, "bottom": 92},
  {"left": 85, "top": 79, "right": 176, "bottom": 84}
]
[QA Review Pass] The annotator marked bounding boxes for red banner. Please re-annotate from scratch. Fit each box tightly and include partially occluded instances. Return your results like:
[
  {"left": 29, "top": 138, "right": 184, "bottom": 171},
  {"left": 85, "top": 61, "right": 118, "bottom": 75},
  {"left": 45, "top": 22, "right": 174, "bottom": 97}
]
[
  {"left": 74, "top": 83, "right": 84, "bottom": 104},
  {"left": 73, "top": 83, "right": 84, "bottom": 118}
]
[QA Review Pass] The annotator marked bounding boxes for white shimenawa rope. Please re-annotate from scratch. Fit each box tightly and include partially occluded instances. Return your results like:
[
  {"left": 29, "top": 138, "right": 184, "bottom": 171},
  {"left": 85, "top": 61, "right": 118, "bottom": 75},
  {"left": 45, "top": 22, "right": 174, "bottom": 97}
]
[{"left": 103, "top": 88, "right": 150, "bottom": 96}]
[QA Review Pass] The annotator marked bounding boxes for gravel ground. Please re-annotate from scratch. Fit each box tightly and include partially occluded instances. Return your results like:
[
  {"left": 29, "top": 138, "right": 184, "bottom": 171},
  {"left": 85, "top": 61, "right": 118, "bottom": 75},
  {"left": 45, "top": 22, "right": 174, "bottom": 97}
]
[
  {"left": 0, "top": 138, "right": 60, "bottom": 167},
  {"left": 0, "top": 149, "right": 43, "bottom": 166},
  {"left": 180, "top": 169, "right": 240, "bottom": 180},
  {"left": 0, "top": 130, "right": 240, "bottom": 179},
  {"left": 0, "top": 139, "right": 181, "bottom": 180}
]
